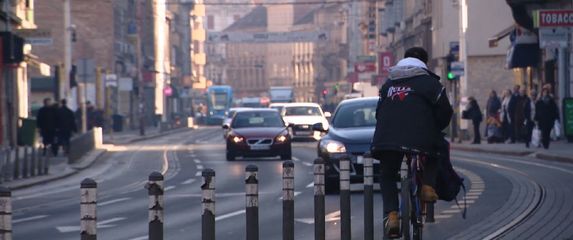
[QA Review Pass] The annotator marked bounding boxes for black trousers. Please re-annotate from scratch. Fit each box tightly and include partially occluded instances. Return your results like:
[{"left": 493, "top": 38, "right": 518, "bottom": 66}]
[
  {"left": 541, "top": 127, "right": 551, "bottom": 149},
  {"left": 379, "top": 151, "right": 437, "bottom": 215},
  {"left": 472, "top": 120, "right": 481, "bottom": 143}
]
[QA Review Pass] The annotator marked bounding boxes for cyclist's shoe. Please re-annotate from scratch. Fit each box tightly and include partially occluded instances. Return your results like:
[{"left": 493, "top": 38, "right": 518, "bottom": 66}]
[
  {"left": 421, "top": 185, "right": 438, "bottom": 202},
  {"left": 384, "top": 211, "right": 400, "bottom": 238}
]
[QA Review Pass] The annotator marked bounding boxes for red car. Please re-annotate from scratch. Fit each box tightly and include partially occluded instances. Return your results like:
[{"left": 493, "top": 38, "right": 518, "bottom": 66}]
[{"left": 223, "top": 109, "right": 292, "bottom": 161}]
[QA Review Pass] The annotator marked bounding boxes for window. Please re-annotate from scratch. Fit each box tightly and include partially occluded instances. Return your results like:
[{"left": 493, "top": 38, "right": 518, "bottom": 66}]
[{"left": 207, "top": 15, "right": 215, "bottom": 30}]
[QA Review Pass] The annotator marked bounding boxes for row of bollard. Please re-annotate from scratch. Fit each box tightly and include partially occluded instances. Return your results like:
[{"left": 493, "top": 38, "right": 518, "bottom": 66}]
[
  {"left": 0, "top": 156, "right": 433, "bottom": 240},
  {"left": 0, "top": 146, "right": 50, "bottom": 183}
]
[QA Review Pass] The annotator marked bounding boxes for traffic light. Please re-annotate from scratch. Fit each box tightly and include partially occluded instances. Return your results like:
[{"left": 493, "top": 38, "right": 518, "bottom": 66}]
[
  {"left": 322, "top": 89, "right": 328, "bottom": 98},
  {"left": 446, "top": 53, "right": 458, "bottom": 81}
]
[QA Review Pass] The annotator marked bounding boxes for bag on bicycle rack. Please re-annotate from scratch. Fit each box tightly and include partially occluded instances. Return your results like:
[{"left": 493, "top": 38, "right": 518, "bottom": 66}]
[{"left": 435, "top": 137, "right": 466, "bottom": 203}]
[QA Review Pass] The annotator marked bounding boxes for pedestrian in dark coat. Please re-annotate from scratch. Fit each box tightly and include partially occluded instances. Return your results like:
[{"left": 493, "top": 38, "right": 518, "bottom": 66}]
[
  {"left": 520, "top": 89, "right": 534, "bottom": 148},
  {"left": 534, "top": 88, "right": 559, "bottom": 149},
  {"left": 500, "top": 89, "right": 512, "bottom": 141},
  {"left": 485, "top": 90, "right": 501, "bottom": 137},
  {"left": 507, "top": 85, "right": 522, "bottom": 143},
  {"left": 465, "top": 97, "right": 483, "bottom": 144},
  {"left": 36, "top": 98, "right": 58, "bottom": 156},
  {"left": 56, "top": 99, "right": 78, "bottom": 155}
]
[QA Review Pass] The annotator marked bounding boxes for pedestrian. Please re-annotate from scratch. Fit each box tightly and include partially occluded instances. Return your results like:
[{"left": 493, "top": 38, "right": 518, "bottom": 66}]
[
  {"left": 86, "top": 101, "right": 95, "bottom": 130},
  {"left": 521, "top": 89, "right": 534, "bottom": 148},
  {"left": 534, "top": 87, "right": 559, "bottom": 149},
  {"left": 507, "top": 85, "right": 522, "bottom": 143},
  {"left": 500, "top": 89, "right": 512, "bottom": 142},
  {"left": 485, "top": 90, "right": 501, "bottom": 137},
  {"left": 56, "top": 99, "right": 78, "bottom": 155},
  {"left": 36, "top": 98, "right": 58, "bottom": 156},
  {"left": 465, "top": 97, "right": 483, "bottom": 144}
]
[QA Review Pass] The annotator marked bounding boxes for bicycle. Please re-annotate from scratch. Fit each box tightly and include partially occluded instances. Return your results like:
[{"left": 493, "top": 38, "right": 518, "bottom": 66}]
[{"left": 398, "top": 153, "right": 430, "bottom": 240}]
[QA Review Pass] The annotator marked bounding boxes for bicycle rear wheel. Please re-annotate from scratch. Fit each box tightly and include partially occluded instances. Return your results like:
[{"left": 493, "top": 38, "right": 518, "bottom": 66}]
[{"left": 400, "top": 177, "right": 411, "bottom": 240}]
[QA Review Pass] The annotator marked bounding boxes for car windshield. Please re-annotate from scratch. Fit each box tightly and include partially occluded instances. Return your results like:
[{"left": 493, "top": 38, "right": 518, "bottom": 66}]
[
  {"left": 332, "top": 102, "right": 377, "bottom": 128},
  {"left": 232, "top": 111, "right": 284, "bottom": 128},
  {"left": 284, "top": 106, "right": 321, "bottom": 116},
  {"left": 270, "top": 106, "right": 284, "bottom": 113}
]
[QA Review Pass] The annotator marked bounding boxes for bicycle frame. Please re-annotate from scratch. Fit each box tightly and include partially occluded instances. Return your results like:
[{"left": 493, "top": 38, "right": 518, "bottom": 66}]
[{"left": 399, "top": 154, "right": 425, "bottom": 240}]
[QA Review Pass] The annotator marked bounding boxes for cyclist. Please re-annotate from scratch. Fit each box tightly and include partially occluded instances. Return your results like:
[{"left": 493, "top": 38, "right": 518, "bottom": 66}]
[{"left": 370, "top": 47, "right": 453, "bottom": 237}]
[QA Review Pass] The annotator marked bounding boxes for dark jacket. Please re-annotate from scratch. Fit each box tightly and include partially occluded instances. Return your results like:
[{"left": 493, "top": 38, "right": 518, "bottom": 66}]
[
  {"left": 36, "top": 105, "right": 58, "bottom": 133},
  {"left": 486, "top": 96, "right": 501, "bottom": 117},
  {"left": 371, "top": 65, "right": 453, "bottom": 156},
  {"left": 57, "top": 106, "right": 78, "bottom": 134},
  {"left": 534, "top": 96, "right": 559, "bottom": 131},
  {"left": 466, "top": 100, "right": 483, "bottom": 123}
]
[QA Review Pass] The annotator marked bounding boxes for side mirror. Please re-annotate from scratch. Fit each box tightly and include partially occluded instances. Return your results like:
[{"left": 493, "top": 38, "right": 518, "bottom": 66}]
[
  {"left": 313, "top": 123, "right": 327, "bottom": 132},
  {"left": 222, "top": 124, "right": 229, "bottom": 129},
  {"left": 324, "top": 112, "right": 332, "bottom": 118}
]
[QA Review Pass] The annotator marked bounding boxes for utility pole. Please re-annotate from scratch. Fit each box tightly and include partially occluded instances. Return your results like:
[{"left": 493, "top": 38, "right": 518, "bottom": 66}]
[{"left": 63, "top": 0, "right": 72, "bottom": 103}]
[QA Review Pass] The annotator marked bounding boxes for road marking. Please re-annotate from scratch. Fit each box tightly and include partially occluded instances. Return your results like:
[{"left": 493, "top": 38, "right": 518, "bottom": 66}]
[
  {"left": 195, "top": 171, "right": 202, "bottom": 177},
  {"left": 469, "top": 189, "right": 484, "bottom": 192},
  {"left": 467, "top": 192, "right": 482, "bottom": 196},
  {"left": 215, "top": 210, "right": 245, "bottom": 222},
  {"left": 463, "top": 196, "right": 480, "bottom": 200},
  {"left": 295, "top": 211, "right": 341, "bottom": 224},
  {"left": 13, "top": 215, "right": 48, "bottom": 224},
  {"left": 301, "top": 162, "right": 313, "bottom": 167},
  {"left": 164, "top": 186, "right": 176, "bottom": 191},
  {"left": 182, "top": 178, "right": 196, "bottom": 185},
  {"left": 306, "top": 182, "right": 314, "bottom": 188},
  {"left": 128, "top": 236, "right": 148, "bottom": 240},
  {"left": 292, "top": 156, "right": 300, "bottom": 162},
  {"left": 170, "top": 192, "right": 273, "bottom": 198},
  {"left": 442, "top": 209, "right": 462, "bottom": 214},
  {"left": 434, "top": 214, "right": 453, "bottom": 219},
  {"left": 57, "top": 217, "right": 126, "bottom": 233},
  {"left": 197, "top": 165, "right": 204, "bottom": 170},
  {"left": 193, "top": 159, "right": 201, "bottom": 163},
  {"left": 279, "top": 191, "right": 302, "bottom": 200},
  {"left": 98, "top": 197, "right": 131, "bottom": 207},
  {"left": 161, "top": 150, "right": 169, "bottom": 175}
]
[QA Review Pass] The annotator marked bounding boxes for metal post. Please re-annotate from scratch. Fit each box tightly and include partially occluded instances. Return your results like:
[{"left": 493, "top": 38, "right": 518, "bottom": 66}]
[
  {"left": 245, "top": 165, "right": 259, "bottom": 240},
  {"left": 363, "top": 156, "right": 374, "bottom": 240},
  {"left": 12, "top": 146, "right": 19, "bottom": 179},
  {"left": 339, "top": 157, "right": 351, "bottom": 240},
  {"left": 147, "top": 172, "right": 164, "bottom": 240},
  {"left": 282, "top": 161, "right": 294, "bottom": 240},
  {"left": 201, "top": 169, "right": 215, "bottom": 240},
  {"left": 0, "top": 186, "right": 12, "bottom": 240},
  {"left": 4, "top": 149, "right": 11, "bottom": 181},
  {"left": 80, "top": 178, "right": 97, "bottom": 240},
  {"left": 43, "top": 153, "right": 49, "bottom": 175},
  {"left": 22, "top": 146, "right": 28, "bottom": 178},
  {"left": 30, "top": 147, "right": 36, "bottom": 177},
  {"left": 37, "top": 149, "right": 43, "bottom": 176},
  {"left": 313, "top": 158, "right": 325, "bottom": 240}
]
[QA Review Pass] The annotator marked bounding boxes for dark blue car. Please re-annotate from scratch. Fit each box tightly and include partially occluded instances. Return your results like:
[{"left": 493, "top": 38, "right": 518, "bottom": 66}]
[{"left": 314, "top": 97, "right": 380, "bottom": 194}]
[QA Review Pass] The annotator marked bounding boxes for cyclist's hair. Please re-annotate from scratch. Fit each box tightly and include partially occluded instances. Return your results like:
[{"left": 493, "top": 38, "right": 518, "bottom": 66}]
[{"left": 404, "top": 47, "right": 428, "bottom": 64}]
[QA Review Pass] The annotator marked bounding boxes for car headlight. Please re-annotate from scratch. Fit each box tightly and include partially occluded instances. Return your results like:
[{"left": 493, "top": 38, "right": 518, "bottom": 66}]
[
  {"left": 320, "top": 139, "right": 346, "bottom": 153},
  {"left": 232, "top": 135, "right": 244, "bottom": 143},
  {"left": 276, "top": 135, "right": 288, "bottom": 142}
]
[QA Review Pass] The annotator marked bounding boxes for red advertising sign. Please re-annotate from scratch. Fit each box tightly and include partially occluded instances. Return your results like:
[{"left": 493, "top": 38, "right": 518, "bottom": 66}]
[
  {"left": 538, "top": 9, "right": 573, "bottom": 27},
  {"left": 378, "top": 52, "right": 394, "bottom": 77},
  {"left": 354, "top": 62, "right": 376, "bottom": 73}
]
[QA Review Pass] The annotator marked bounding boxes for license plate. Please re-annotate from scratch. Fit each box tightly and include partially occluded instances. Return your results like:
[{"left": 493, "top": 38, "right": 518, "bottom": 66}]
[
  {"left": 295, "top": 131, "right": 312, "bottom": 135},
  {"left": 250, "top": 145, "right": 270, "bottom": 150}
]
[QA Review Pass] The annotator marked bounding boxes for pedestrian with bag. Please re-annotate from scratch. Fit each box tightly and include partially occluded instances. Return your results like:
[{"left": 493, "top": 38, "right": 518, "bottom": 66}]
[
  {"left": 464, "top": 97, "right": 483, "bottom": 144},
  {"left": 521, "top": 89, "right": 534, "bottom": 148},
  {"left": 36, "top": 98, "right": 58, "bottom": 156},
  {"left": 535, "top": 87, "right": 559, "bottom": 149},
  {"left": 485, "top": 90, "right": 501, "bottom": 137},
  {"left": 56, "top": 99, "right": 78, "bottom": 155},
  {"left": 508, "top": 85, "right": 522, "bottom": 143}
]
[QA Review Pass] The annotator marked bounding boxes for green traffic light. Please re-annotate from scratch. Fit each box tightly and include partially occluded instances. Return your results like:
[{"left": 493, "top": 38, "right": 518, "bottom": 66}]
[{"left": 447, "top": 72, "right": 455, "bottom": 80}]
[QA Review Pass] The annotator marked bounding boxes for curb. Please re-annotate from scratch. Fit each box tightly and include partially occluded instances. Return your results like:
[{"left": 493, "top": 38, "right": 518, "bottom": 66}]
[
  {"left": 452, "top": 145, "right": 573, "bottom": 164},
  {"left": 6, "top": 149, "right": 107, "bottom": 191},
  {"left": 106, "top": 127, "right": 193, "bottom": 145},
  {"left": 533, "top": 152, "right": 573, "bottom": 164}
]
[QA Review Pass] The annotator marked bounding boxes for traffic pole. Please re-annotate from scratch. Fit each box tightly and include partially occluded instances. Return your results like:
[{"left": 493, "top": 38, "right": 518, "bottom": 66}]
[
  {"left": 80, "top": 178, "right": 97, "bottom": 240},
  {"left": 201, "top": 168, "right": 216, "bottom": 240},
  {"left": 245, "top": 165, "right": 259, "bottom": 240},
  {"left": 22, "top": 146, "right": 29, "bottom": 178},
  {"left": 30, "top": 147, "right": 36, "bottom": 177},
  {"left": 43, "top": 152, "right": 49, "bottom": 175},
  {"left": 313, "top": 158, "right": 325, "bottom": 240},
  {"left": 13, "top": 146, "right": 19, "bottom": 180},
  {"left": 282, "top": 161, "right": 294, "bottom": 240},
  {"left": 147, "top": 172, "right": 164, "bottom": 240},
  {"left": 363, "top": 156, "right": 374, "bottom": 240},
  {"left": 339, "top": 157, "right": 351, "bottom": 240},
  {"left": 0, "top": 186, "right": 12, "bottom": 240}
]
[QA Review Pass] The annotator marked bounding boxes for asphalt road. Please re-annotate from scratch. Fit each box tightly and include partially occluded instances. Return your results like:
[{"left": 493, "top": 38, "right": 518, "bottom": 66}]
[{"left": 11, "top": 127, "right": 573, "bottom": 239}]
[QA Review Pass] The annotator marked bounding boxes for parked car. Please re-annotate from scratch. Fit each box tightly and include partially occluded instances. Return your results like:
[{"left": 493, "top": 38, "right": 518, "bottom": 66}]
[
  {"left": 282, "top": 103, "right": 330, "bottom": 140},
  {"left": 314, "top": 97, "right": 380, "bottom": 194},
  {"left": 223, "top": 109, "right": 292, "bottom": 161}
]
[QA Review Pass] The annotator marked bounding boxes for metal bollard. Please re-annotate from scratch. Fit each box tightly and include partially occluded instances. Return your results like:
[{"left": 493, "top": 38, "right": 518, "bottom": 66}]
[
  {"left": 22, "top": 147, "right": 29, "bottom": 178},
  {"left": 43, "top": 152, "right": 49, "bottom": 175},
  {"left": 426, "top": 202, "right": 435, "bottom": 223},
  {"left": 80, "top": 178, "right": 97, "bottom": 240},
  {"left": 0, "top": 186, "right": 12, "bottom": 240},
  {"left": 245, "top": 165, "right": 259, "bottom": 240},
  {"left": 339, "top": 157, "right": 351, "bottom": 240},
  {"left": 30, "top": 147, "right": 37, "bottom": 177},
  {"left": 363, "top": 156, "right": 374, "bottom": 240},
  {"left": 313, "top": 158, "right": 325, "bottom": 240},
  {"left": 282, "top": 161, "right": 295, "bottom": 240},
  {"left": 4, "top": 149, "right": 12, "bottom": 182},
  {"left": 201, "top": 169, "right": 216, "bottom": 240},
  {"left": 147, "top": 172, "right": 164, "bottom": 240},
  {"left": 13, "top": 146, "right": 19, "bottom": 180}
]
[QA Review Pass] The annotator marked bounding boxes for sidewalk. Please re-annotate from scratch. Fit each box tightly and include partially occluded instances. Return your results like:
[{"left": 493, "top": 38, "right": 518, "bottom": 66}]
[
  {"left": 3, "top": 126, "right": 193, "bottom": 190},
  {"left": 452, "top": 140, "right": 573, "bottom": 163}
]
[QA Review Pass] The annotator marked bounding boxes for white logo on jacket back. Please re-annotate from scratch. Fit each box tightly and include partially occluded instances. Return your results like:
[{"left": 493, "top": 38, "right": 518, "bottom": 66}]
[{"left": 387, "top": 86, "right": 413, "bottom": 101}]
